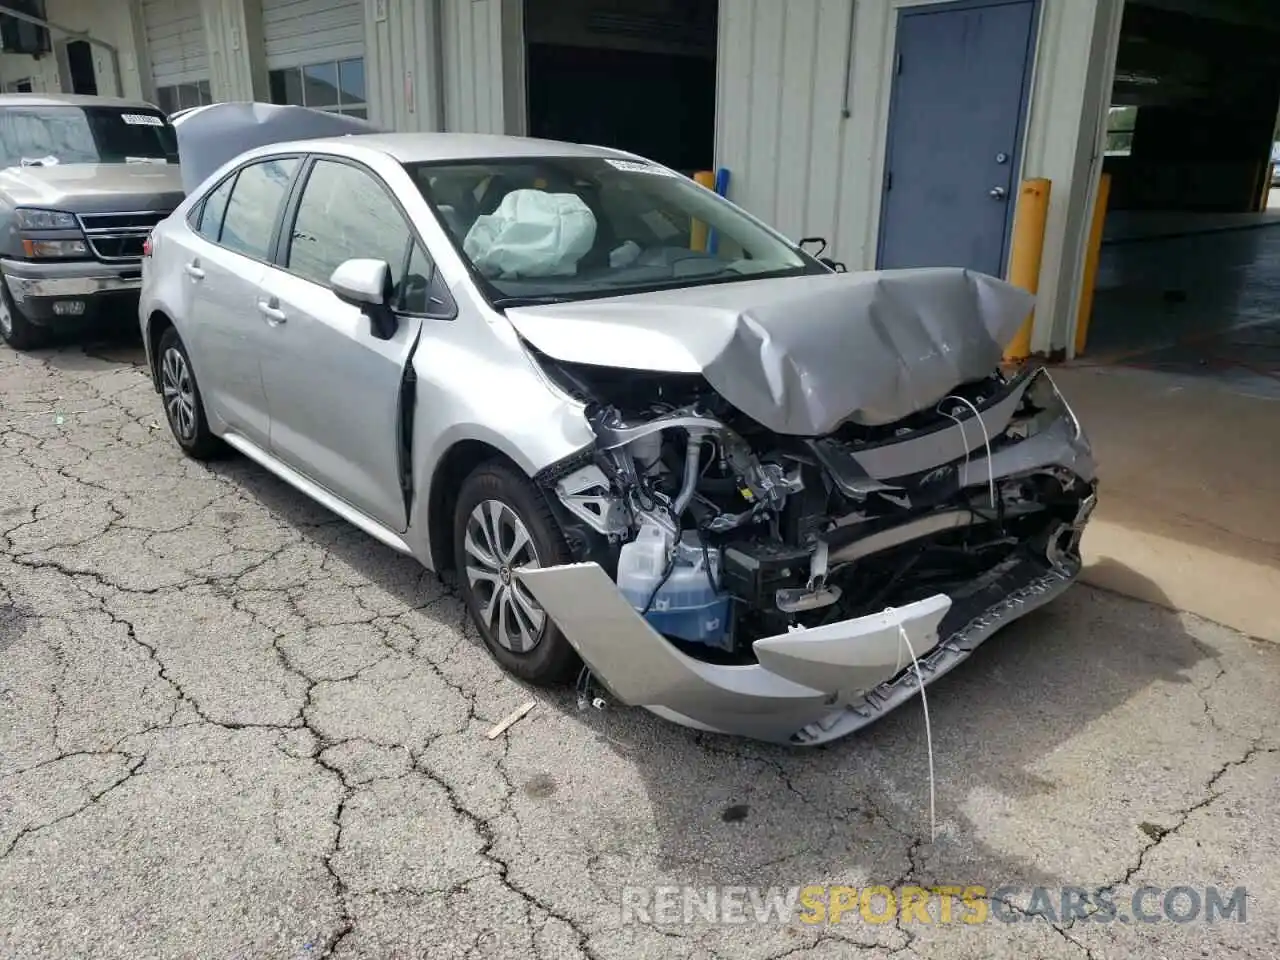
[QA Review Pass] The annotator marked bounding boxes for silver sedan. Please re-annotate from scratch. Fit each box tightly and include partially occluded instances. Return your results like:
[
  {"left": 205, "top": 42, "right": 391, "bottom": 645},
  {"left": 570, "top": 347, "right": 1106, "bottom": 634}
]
[{"left": 140, "top": 129, "right": 1096, "bottom": 746}]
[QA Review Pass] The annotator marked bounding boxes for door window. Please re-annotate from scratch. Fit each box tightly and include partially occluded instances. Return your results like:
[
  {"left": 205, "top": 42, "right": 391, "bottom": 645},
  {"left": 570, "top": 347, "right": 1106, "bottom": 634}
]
[
  {"left": 219, "top": 156, "right": 300, "bottom": 260},
  {"left": 286, "top": 159, "right": 412, "bottom": 293}
]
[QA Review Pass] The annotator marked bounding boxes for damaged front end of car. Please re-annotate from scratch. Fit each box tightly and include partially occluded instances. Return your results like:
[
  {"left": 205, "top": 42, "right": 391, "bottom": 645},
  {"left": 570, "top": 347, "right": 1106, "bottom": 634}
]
[{"left": 512, "top": 272, "right": 1097, "bottom": 745}]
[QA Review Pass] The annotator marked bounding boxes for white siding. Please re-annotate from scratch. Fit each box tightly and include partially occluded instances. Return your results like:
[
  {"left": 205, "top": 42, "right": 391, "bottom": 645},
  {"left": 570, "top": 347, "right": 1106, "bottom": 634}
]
[
  {"left": 143, "top": 0, "right": 209, "bottom": 86},
  {"left": 364, "top": 0, "right": 445, "bottom": 132},
  {"left": 715, "top": 0, "right": 853, "bottom": 248},
  {"left": 717, "top": 0, "right": 1124, "bottom": 356},
  {"left": 262, "top": 0, "right": 364, "bottom": 69},
  {"left": 441, "top": 0, "right": 522, "bottom": 134},
  {"left": 202, "top": 0, "right": 270, "bottom": 102}
]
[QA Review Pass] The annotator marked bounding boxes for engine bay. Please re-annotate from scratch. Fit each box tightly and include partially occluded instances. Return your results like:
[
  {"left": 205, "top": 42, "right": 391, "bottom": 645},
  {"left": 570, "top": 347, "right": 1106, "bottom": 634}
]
[{"left": 533, "top": 350, "right": 1096, "bottom": 665}]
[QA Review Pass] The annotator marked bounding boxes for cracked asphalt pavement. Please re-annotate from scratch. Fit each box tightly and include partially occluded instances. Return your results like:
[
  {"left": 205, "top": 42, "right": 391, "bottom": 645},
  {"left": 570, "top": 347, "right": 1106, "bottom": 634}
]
[{"left": 2, "top": 335, "right": 1279, "bottom": 960}]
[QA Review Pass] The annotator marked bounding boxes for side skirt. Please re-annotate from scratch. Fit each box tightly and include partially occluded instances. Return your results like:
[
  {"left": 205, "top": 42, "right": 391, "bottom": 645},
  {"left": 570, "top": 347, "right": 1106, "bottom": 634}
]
[{"left": 220, "top": 430, "right": 416, "bottom": 558}]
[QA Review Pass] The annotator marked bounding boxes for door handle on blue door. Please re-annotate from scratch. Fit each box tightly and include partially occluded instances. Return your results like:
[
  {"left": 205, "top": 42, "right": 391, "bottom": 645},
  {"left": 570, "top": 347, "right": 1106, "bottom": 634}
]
[
  {"left": 989, "top": 186, "right": 1007, "bottom": 200},
  {"left": 257, "top": 299, "right": 287, "bottom": 324},
  {"left": 184, "top": 261, "right": 205, "bottom": 280}
]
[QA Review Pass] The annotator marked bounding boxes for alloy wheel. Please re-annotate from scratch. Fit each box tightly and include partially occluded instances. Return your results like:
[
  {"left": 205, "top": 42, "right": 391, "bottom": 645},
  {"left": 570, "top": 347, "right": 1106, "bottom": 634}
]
[
  {"left": 463, "top": 499, "right": 547, "bottom": 653},
  {"left": 0, "top": 294, "right": 12, "bottom": 338},
  {"left": 160, "top": 346, "right": 197, "bottom": 442}
]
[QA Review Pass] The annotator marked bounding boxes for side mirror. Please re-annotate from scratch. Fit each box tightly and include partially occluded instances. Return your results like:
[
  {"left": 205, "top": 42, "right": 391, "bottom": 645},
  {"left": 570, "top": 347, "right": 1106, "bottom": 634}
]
[
  {"left": 331, "top": 258, "right": 397, "bottom": 340},
  {"left": 799, "top": 236, "right": 829, "bottom": 257},
  {"left": 820, "top": 256, "right": 848, "bottom": 273}
]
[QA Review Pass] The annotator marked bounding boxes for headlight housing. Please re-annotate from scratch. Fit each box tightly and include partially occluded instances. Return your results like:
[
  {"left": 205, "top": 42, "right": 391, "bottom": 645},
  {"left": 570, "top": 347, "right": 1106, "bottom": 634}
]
[
  {"left": 21, "top": 238, "right": 88, "bottom": 258},
  {"left": 14, "top": 208, "right": 79, "bottom": 231}
]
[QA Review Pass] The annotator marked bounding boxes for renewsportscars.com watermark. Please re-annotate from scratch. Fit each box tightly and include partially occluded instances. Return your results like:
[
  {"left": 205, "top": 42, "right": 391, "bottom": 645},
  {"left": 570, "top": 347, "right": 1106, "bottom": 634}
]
[{"left": 620, "top": 885, "right": 1249, "bottom": 926}]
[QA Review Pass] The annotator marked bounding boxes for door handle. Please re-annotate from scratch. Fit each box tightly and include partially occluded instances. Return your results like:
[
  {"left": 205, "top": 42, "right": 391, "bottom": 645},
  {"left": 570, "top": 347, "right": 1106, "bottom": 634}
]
[
  {"left": 184, "top": 261, "right": 205, "bottom": 280},
  {"left": 257, "top": 299, "right": 287, "bottom": 324},
  {"left": 989, "top": 186, "right": 1007, "bottom": 200}
]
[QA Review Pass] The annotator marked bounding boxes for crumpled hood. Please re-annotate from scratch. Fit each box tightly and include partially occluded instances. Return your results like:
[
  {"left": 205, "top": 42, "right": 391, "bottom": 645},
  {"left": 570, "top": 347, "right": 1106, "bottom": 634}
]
[
  {"left": 0, "top": 162, "right": 185, "bottom": 215},
  {"left": 505, "top": 267, "right": 1035, "bottom": 435}
]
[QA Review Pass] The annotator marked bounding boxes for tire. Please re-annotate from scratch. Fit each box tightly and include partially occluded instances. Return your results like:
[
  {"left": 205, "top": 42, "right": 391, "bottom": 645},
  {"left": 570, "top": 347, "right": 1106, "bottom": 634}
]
[
  {"left": 453, "top": 462, "right": 581, "bottom": 686},
  {"left": 0, "top": 278, "right": 45, "bottom": 351},
  {"left": 156, "top": 327, "right": 223, "bottom": 460}
]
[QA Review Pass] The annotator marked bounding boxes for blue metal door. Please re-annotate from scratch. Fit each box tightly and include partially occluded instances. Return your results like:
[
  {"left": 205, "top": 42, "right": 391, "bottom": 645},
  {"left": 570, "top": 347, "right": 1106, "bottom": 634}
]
[{"left": 877, "top": 0, "right": 1038, "bottom": 277}]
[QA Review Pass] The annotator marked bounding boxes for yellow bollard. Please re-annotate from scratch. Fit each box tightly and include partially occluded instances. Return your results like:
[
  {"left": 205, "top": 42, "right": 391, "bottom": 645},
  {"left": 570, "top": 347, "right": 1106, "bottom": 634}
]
[
  {"left": 690, "top": 170, "right": 716, "bottom": 252},
  {"left": 1073, "top": 172, "right": 1112, "bottom": 357},
  {"left": 1002, "top": 178, "right": 1052, "bottom": 362}
]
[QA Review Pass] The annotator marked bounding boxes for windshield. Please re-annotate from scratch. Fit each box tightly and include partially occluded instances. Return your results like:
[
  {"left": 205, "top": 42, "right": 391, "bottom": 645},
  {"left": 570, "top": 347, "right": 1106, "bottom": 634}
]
[
  {"left": 0, "top": 106, "right": 178, "bottom": 169},
  {"left": 406, "top": 156, "right": 826, "bottom": 305}
]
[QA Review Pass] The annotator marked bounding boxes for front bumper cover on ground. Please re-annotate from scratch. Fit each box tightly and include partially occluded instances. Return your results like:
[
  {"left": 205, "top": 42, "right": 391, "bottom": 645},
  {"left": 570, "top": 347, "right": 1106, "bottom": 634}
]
[{"left": 517, "top": 506, "right": 1090, "bottom": 747}]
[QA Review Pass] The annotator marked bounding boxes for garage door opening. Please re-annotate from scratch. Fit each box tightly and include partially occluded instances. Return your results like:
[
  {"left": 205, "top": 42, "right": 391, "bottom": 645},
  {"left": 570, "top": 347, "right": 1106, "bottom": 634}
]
[
  {"left": 522, "top": 0, "right": 718, "bottom": 174},
  {"left": 1080, "top": 0, "right": 1280, "bottom": 398}
]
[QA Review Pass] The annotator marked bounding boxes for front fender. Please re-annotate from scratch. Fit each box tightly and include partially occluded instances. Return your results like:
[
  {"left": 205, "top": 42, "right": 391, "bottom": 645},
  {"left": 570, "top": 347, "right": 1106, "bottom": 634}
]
[{"left": 404, "top": 323, "right": 595, "bottom": 566}]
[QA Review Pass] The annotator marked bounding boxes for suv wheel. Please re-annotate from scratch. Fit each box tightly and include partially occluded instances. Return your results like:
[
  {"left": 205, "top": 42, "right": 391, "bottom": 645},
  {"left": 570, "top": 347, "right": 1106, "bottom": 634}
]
[{"left": 0, "top": 279, "right": 44, "bottom": 351}]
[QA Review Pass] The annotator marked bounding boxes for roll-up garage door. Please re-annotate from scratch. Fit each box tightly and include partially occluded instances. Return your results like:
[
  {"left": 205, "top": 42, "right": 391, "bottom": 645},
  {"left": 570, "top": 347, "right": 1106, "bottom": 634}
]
[
  {"left": 143, "top": 0, "right": 210, "bottom": 113},
  {"left": 263, "top": 0, "right": 366, "bottom": 116},
  {"left": 263, "top": 0, "right": 364, "bottom": 69}
]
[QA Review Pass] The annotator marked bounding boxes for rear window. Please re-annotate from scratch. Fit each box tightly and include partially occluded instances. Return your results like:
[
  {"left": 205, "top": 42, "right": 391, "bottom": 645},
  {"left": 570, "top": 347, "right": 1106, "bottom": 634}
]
[{"left": 0, "top": 105, "right": 177, "bottom": 169}]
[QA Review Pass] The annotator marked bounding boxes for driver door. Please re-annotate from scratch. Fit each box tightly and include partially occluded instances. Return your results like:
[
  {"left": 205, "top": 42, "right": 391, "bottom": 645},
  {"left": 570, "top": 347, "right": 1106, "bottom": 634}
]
[{"left": 255, "top": 157, "right": 425, "bottom": 533}]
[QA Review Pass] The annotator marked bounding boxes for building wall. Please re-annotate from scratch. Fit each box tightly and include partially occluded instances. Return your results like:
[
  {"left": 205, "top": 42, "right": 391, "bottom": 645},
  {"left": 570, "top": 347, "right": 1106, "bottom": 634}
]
[
  {"left": 364, "top": 0, "right": 444, "bottom": 131},
  {"left": 715, "top": 0, "right": 1124, "bottom": 356},
  {"left": 440, "top": 0, "right": 522, "bottom": 134},
  {"left": 0, "top": 0, "right": 150, "bottom": 99},
  {"left": 0, "top": 0, "right": 1122, "bottom": 354}
]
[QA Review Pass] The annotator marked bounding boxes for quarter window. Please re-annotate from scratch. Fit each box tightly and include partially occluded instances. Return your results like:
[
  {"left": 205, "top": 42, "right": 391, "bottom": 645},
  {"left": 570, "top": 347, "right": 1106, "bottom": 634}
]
[
  {"left": 398, "top": 243, "right": 437, "bottom": 315},
  {"left": 219, "top": 156, "right": 300, "bottom": 260},
  {"left": 195, "top": 175, "right": 235, "bottom": 241},
  {"left": 286, "top": 159, "right": 411, "bottom": 292}
]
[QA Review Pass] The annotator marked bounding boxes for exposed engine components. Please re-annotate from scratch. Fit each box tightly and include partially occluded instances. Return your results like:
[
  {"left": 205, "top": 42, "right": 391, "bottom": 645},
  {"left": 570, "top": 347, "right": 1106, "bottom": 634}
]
[{"left": 546, "top": 367, "right": 1094, "bottom": 663}]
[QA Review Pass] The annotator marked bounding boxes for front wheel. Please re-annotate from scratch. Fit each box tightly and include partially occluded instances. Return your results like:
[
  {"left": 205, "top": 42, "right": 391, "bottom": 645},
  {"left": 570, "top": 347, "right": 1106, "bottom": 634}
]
[
  {"left": 157, "top": 327, "right": 223, "bottom": 460},
  {"left": 0, "top": 278, "right": 45, "bottom": 351},
  {"left": 453, "top": 463, "right": 581, "bottom": 686}
]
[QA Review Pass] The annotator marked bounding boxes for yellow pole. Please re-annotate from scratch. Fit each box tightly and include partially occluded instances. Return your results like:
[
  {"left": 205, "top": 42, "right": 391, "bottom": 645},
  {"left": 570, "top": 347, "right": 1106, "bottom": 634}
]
[
  {"left": 690, "top": 170, "right": 716, "bottom": 252},
  {"left": 1073, "top": 172, "right": 1112, "bottom": 357},
  {"left": 1003, "top": 178, "right": 1052, "bottom": 362}
]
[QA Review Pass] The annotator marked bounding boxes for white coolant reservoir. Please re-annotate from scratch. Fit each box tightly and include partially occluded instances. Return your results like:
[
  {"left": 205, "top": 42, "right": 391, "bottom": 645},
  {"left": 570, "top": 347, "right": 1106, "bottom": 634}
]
[{"left": 617, "top": 523, "right": 732, "bottom": 650}]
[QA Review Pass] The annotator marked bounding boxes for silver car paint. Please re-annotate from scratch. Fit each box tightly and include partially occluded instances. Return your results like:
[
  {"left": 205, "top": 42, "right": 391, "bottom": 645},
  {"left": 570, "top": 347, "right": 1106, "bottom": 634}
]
[
  {"left": 142, "top": 131, "right": 1093, "bottom": 746},
  {"left": 506, "top": 267, "right": 1036, "bottom": 434},
  {"left": 142, "top": 135, "right": 600, "bottom": 571},
  {"left": 0, "top": 162, "right": 184, "bottom": 213},
  {"left": 255, "top": 261, "right": 425, "bottom": 532}
]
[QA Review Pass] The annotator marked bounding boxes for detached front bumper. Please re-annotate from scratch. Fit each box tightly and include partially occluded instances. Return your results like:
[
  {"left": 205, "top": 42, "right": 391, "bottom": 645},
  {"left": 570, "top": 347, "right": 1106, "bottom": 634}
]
[
  {"left": 2, "top": 258, "right": 142, "bottom": 328},
  {"left": 518, "top": 495, "right": 1091, "bottom": 746}
]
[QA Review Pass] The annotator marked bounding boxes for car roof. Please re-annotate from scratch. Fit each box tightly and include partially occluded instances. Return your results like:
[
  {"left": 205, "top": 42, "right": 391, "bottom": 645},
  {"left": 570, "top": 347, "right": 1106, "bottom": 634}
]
[
  {"left": 0, "top": 92, "right": 161, "bottom": 111},
  {"left": 270, "top": 131, "right": 640, "bottom": 165}
]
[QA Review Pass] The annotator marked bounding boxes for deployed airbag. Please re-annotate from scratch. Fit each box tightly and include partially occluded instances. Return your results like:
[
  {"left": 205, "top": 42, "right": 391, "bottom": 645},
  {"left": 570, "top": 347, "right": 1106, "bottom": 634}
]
[
  {"left": 505, "top": 268, "right": 1035, "bottom": 435},
  {"left": 464, "top": 189, "right": 597, "bottom": 279}
]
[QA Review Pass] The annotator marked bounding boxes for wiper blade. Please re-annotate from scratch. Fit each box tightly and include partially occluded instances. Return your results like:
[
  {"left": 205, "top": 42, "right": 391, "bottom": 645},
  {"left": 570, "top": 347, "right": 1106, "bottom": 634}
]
[{"left": 490, "top": 294, "right": 579, "bottom": 308}]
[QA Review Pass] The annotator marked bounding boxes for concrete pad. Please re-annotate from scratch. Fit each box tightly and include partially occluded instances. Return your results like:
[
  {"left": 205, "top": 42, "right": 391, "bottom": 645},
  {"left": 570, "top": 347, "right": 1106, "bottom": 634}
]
[{"left": 1054, "top": 365, "right": 1280, "bottom": 642}]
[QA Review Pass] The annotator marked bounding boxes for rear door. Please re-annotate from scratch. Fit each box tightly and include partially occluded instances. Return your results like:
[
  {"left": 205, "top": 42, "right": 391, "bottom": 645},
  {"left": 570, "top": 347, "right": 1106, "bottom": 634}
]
[
  {"left": 255, "top": 156, "right": 426, "bottom": 532},
  {"left": 181, "top": 155, "right": 301, "bottom": 447}
]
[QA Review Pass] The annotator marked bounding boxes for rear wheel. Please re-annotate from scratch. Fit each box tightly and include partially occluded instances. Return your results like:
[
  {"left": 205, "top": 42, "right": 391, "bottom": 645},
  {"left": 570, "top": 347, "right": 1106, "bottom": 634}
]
[
  {"left": 157, "top": 327, "right": 223, "bottom": 460},
  {"left": 0, "top": 279, "right": 45, "bottom": 351},
  {"left": 453, "top": 462, "right": 581, "bottom": 685}
]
